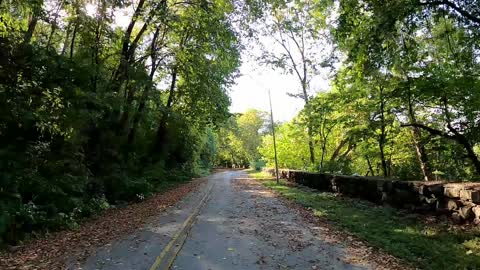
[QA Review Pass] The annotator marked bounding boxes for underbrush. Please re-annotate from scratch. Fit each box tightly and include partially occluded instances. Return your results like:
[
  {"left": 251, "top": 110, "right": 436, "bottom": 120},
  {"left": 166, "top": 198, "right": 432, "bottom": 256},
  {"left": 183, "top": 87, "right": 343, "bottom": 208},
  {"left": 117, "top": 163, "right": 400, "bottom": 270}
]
[
  {"left": 0, "top": 163, "right": 207, "bottom": 247},
  {"left": 249, "top": 171, "right": 480, "bottom": 269}
]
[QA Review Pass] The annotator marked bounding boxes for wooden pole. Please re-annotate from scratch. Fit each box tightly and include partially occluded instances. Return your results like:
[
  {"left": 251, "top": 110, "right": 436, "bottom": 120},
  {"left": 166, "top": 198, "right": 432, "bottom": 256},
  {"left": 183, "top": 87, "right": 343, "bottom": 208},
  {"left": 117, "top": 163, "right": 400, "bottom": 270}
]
[{"left": 268, "top": 89, "right": 280, "bottom": 184}]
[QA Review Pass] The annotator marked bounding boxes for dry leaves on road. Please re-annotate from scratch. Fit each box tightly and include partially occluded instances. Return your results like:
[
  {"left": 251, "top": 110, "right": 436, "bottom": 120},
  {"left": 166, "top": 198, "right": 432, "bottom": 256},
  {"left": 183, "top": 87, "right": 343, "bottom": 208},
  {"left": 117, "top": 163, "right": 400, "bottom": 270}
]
[
  {"left": 236, "top": 178, "right": 411, "bottom": 270},
  {"left": 0, "top": 179, "right": 206, "bottom": 270}
]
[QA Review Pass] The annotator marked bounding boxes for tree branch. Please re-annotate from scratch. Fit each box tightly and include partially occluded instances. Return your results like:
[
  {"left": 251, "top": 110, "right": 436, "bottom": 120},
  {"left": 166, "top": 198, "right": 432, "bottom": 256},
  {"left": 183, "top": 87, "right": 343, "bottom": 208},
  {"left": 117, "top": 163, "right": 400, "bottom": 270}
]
[
  {"left": 401, "top": 123, "right": 454, "bottom": 139},
  {"left": 419, "top": 0, "right": 480, "bottom": 24},
  {"left": 272, "top": 34, "right": 304, "bottom": 87}
]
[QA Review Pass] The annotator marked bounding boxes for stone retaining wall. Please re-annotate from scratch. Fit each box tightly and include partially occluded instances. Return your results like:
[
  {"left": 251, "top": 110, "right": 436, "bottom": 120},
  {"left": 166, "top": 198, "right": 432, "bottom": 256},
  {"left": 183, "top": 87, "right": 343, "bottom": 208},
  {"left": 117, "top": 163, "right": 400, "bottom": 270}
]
[{"left": 265, "top": 168, "right": 480, "bottom": 224}]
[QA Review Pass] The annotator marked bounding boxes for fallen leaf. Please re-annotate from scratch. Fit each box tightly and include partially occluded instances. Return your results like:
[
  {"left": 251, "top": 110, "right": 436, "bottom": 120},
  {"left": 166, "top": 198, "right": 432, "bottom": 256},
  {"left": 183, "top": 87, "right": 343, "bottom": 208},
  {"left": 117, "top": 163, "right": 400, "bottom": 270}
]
[{"left": 0, "top": 179, "right": 206, "bottom": 270}]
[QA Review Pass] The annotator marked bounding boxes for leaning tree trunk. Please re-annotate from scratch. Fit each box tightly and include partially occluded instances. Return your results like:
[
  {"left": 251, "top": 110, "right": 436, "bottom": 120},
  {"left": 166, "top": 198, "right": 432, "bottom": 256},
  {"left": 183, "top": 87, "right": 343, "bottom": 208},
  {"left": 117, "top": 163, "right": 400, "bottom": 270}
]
[
  {"left": 61, "top": 21, "right": 72, "bottom": 56},
  {"left": 446, "top": 122, "right": 480, "bottom": 176},
  {"left": 443, "top": 97, "right": 480, "bottom": 175},
  {"left": 330, "top": 139, "right": 347, "bottom": 161},
  {"left": 406, "top": 88, "right": 432, "bottom": 180},
  {"left": 400, "top": 35, "right": 433, "bottom": 180},
  {"left": 69, "top": 22, "right": 78, "bottom": 59},
  {"left": 459, "top": 137, "right": 480, "bottom": 175},
  {"left": 411, "top": 127, "right": 432, "bottom": 180},
  {"left": 24, "top": 15, "right": 38, "bottom": 44}
]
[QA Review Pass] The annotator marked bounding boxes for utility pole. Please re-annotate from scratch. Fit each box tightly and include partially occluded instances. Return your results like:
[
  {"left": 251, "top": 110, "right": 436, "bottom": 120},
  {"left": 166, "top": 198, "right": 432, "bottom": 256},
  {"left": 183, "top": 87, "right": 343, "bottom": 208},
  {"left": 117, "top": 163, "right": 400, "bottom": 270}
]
[{"left": 268, "top": 89, "right": 280, "bottom": 183}]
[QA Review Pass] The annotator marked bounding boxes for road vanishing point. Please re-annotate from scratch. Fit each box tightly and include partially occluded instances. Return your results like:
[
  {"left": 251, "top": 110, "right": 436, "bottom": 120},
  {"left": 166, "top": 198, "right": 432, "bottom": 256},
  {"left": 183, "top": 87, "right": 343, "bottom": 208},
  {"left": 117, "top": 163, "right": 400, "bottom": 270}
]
[{"left": 70, "top": 170, "right": 369, "bottom": 270}]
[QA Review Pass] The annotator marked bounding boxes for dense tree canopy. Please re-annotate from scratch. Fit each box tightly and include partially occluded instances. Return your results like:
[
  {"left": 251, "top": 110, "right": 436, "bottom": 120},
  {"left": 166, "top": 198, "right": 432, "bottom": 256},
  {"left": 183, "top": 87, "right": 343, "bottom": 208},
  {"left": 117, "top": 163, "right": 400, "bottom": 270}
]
[
  {"left": 255, "top": 0, "right": 335, "bottom": 165},
  {"left": 259, "top": 0, "right": 480, "bottom": 181},
  {"left": 1, "top": 0, "right": 479, "bottom": 248},
  {"left": 0, "top": 0, "right": 261, "bottom": 245},
  {"left": 216, "top": 109, "right": 268, "bottom": 168}
]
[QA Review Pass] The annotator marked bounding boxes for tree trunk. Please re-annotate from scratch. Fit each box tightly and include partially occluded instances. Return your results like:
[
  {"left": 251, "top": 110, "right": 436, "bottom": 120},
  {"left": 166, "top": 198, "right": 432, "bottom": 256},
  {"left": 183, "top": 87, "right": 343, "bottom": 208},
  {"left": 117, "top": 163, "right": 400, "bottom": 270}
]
[
  {"left": 406, "top": 88, "right": 432, "bottom": 180},
  {"left": 110, "top": 0, "right": 165, "bottom": 95},
  {"left": 411, "top": 126, "right": 432, "bottom": 181},
  {"left": 420, "top": 0, "right": 480, "bottom": 24},
  {"left": 400, "top": 34, "right": 432, "bottom": 180},
  {"left": 69, "top": 22, "right": 78, "bottom": 59},
  {"left": 46, "top": 24, "right": 57, "bottom": 50},
  {"left": 24, "top": 16, "right": 38, "bottom": 44},
  {"left": 330, "top": 139, "right": 348, "bottom": 161},
  {"left": 458, "top": 136, "right": 480, "bottom": 175},
  {"left": 126, "top": 90, "right": 147, "bottom": 146},
  {"left": 115, "top": 0, "right": 155, "bottom": 136},
  {"left": 109, "top": 0, "right": 147, "bottom": 94},
  {"left": 400, "top": 122, "right": 480, "bottom": 176},
  {"left": 61, "top": 21, "right": 72, "bottom": 56},
  {"left": 443, "top": 97, "right": 480, "bottom": 175},
  {"left": 127, "top": 27, "right": 162, "bottom": 147},
  {"left": 274, "top": 24, "right": 314, "bottom": 165},
  {"left": 307, "top": 128, "right": 315, "bottom": 164},
  {"left": 46, "top": 1, "right": 64, "bottom": 51},
  {"left": 92, "top": 8, "right": 104, "bottom": 93},
  {"left": 113, "top": 11, "right": 156, "bottom": 134},
  {"left": 117, "top": 81, "right": 137, "bottom": 136},
  {"left": 152, "top": 68, "right": 177, "bottom": 157},
  {"left": 378, "top": 86, "right": 388, "bottom": 177},
  {"left": 366, "top": 155, "right": 375, "bottom": 176},
  {"left": 165, "top": 68, "right": 177, "bottom": 108},
  {"left": 302, "top": 83, "right": 315, "bottom": 164},
  {"left": 320, "top": 140, "right": 327, "bottom": 172},
  {"left": 379, "top": 139, "right": 388, "bottom": 177},
  {"left": 339, "top": 143, "right": 354, "bottom": 159}
]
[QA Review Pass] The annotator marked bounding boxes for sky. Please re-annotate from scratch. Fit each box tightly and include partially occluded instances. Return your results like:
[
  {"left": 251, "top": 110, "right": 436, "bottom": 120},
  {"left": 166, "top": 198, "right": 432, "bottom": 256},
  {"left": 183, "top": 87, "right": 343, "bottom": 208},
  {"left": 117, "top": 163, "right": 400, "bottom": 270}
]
[
  {"left": 229, "top": 50, "right": 331, "bottom": 122},
  {"left": 228, "top": 61, "right": 306, "bottom": 122},
  {"left": 84, "top": 2, "right": 332, "bottom": 122},
  {"left": 228, "top": 10, "right": 334, "bottom": 123}
]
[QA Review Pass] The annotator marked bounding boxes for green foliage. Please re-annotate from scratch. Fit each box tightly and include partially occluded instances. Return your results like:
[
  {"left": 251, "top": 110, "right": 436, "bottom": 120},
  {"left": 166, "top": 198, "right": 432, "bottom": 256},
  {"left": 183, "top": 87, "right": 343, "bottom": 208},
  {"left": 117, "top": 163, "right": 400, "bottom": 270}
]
[
  {"left": 259, "top": 120, "right": 312, "bottom": 170},
  {"left": 250, "top": 159, "right": 266, "bottom": 171},
  {"left": 256, "top": 0, "right": 480, "bottom": 181},
  {"left": 330, "top": 0, "right": 480, "bottom": 179},
  {"left": 256, "top": 177, "right": 480, "bottom": 269},
  {"left": 0, "top": 0, "right": 248, "bottom": 245},
  {"left": 2, "top": 0, "right": 479, "bottom": 251},
  {"left": 215, "top": 109, "right": 268, "bottom": 168}
]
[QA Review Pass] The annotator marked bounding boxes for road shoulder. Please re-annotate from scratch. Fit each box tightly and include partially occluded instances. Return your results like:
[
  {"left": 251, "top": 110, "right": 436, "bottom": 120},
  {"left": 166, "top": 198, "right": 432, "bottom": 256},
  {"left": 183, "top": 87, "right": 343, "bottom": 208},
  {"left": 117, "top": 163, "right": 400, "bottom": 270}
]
[
  {"left": 0, "top": 177, "right": 208, "bottom": 270},
  {"left": 245, "top": 175, "right": 410, "bottom": 270}
]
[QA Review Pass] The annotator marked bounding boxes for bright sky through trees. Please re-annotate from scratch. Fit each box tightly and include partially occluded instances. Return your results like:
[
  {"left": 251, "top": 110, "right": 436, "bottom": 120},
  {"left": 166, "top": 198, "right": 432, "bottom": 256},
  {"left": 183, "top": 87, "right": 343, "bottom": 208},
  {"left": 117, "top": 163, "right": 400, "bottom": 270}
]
[
  {"left": 2, "top": 0, "right": 480, "bottom": 252},
  {"left": 87, "top": 0, "right": 329, "bottom": 122},
  {"left": 230, "top": 62, "right": 306, "bottom": 122},
  {"left": 230, "top": 40, "right": 331, "bottom": 122}
]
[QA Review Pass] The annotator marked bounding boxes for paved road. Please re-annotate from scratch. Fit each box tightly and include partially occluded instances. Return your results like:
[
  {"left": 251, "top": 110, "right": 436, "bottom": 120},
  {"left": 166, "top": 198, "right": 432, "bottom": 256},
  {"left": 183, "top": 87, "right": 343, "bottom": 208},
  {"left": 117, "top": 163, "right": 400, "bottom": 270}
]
[{"left": 71, "top": 171, "right": 369, "bottom": 270}]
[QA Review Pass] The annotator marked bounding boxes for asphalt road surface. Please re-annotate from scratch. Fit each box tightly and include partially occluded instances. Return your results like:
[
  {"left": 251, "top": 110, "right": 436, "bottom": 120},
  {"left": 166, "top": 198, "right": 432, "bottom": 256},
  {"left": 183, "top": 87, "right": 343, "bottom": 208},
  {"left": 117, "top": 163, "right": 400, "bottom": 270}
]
[{"left": 71, "top": 170, "right": 369, "bottom": 270}]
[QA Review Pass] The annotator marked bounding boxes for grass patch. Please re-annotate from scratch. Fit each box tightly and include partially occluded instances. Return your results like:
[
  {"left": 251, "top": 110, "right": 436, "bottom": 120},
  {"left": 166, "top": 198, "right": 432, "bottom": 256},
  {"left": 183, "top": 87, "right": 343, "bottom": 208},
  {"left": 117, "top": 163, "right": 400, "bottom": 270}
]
[
  {"left": 249, "top": 172, "right": 480, "bottom": 270},
  {"left": 246, "top": 169, "right": 273, "bottom": 179}
]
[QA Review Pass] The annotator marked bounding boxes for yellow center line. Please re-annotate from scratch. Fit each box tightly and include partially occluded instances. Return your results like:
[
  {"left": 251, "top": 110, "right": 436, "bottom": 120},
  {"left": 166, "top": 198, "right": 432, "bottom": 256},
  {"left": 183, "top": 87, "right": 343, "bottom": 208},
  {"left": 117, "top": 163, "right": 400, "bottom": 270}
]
[{"left": 149, "top": 183, "right": 214, "bottom": 270}]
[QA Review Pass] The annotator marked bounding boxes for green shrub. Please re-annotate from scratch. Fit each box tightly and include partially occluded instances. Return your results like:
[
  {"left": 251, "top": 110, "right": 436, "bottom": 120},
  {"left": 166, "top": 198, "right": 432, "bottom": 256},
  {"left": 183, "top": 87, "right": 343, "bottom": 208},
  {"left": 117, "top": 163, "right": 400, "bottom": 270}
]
[
  {"left": 102, "top": 170, "right": 153, "bottom": 202},
  {"left": 144, "top": 162, "right": 166, "bottom": 184},
  {"left": 77, "top": 196, "right": 110, "bottom": 218},
  {"left": 250, "top": 159, "right": 266, "bottom": 171}
]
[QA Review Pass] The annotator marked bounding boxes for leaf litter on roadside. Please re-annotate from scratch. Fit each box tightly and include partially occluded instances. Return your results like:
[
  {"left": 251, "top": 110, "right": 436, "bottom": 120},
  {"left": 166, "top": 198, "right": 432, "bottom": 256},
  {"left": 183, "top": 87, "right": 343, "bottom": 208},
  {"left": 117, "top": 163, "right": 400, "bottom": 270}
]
[
  {"left": 235, "top": 177, "right": 410, "bottom": 270},
  {"left": 0, "top": 179, "right": 206, "bottom": 270}
]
